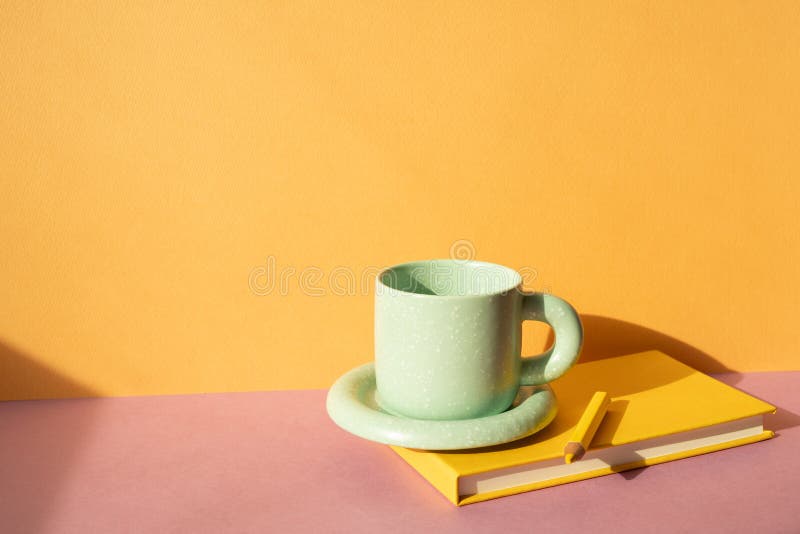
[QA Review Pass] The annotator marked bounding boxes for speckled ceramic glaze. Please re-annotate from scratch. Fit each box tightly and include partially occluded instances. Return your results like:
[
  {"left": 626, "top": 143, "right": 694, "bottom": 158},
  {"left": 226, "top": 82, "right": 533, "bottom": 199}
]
[
  {"left": 325, "top": 363, "right": 558, "bottom": 450},
  {"left": 375, "top": 260, "right": 582, "bottom": 421},
  {"left": 326, "top": 259, "right": 582, "bottom": 450}
]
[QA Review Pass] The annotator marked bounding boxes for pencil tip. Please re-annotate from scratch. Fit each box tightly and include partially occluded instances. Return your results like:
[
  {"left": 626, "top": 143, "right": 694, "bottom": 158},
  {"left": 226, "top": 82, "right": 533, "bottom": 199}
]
[{"left": 564, "top": 442, "right": 585, "bottom": 463}]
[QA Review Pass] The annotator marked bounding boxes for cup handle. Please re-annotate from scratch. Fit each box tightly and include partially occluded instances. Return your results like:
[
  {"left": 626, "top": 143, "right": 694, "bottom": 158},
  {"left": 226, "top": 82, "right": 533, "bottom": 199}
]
[{"left": 519, "top": 292, "right": 583, "bottom": 386}]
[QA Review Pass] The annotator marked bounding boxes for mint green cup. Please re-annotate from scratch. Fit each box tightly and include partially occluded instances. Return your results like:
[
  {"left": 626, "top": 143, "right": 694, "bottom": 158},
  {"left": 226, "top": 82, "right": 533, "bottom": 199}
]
[{"left": 375, "top": 259, "right": 582, "bottom": 421}]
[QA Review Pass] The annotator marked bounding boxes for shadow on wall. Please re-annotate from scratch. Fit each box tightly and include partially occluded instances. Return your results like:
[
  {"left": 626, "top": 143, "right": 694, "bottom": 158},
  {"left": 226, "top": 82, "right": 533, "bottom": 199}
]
[
  {"left": 546, "top": 314, "right": 737, "bottom": 375},
  {"left": 0, "top": 339, "right": 98, "bottom": 401},
  {"left": 0, "top": 338, "right": 100, "bottom": 533}
]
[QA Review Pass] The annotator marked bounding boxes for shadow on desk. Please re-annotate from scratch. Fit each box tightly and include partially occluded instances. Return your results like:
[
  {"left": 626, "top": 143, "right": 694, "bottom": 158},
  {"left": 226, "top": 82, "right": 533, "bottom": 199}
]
[
  {"left": 0, "top": 338, "right": 100, "bottom": 533},
  {"left": 766, "top": 401, "right": 800, "bottom": 433}
]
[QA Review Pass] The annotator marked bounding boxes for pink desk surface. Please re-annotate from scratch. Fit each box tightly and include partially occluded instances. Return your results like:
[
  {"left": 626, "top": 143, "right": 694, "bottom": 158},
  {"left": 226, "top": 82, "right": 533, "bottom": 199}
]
[{"left": 1, "top": 371, "right": 798, "bottom": 534}]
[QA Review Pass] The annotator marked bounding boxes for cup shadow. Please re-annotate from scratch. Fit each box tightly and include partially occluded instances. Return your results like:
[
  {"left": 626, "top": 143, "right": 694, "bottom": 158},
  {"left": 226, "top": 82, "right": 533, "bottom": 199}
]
[
  {"left": 446, "top": 315, "right": 751, "bottom": 456},
  {"left": 0, "top": 338, "right": 100, "bottom": 533},
  {"left": 547, "top": 314, "right": 740, "bottom": 382}
]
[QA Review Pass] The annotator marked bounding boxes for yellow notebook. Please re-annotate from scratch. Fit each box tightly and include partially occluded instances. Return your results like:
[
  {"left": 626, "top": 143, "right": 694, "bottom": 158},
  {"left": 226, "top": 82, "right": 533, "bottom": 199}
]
[{"left": 391, "top": 351, "right": 775, "bottom": 506}]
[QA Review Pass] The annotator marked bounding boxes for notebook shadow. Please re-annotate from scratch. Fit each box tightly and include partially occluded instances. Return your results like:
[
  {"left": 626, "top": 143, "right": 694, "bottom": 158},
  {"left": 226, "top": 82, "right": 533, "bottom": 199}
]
[
  {"left": 0, "top": 338, "right": 100, "bottom": 533},
  {"left": 765, "top": 406, "right": 800, "bottom": 433}
]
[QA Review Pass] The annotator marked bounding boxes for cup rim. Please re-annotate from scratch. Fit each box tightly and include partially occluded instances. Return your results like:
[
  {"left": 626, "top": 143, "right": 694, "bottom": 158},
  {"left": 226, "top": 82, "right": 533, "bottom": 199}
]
[{"left": 376, "top": 259, "right": 523, "bottom": 299}]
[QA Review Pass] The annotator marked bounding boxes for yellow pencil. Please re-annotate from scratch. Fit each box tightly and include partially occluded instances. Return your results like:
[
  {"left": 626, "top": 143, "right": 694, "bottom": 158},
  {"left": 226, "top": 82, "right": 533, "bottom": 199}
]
[{"left": 564, "top": 391, "right": 611, "bottom": 464}]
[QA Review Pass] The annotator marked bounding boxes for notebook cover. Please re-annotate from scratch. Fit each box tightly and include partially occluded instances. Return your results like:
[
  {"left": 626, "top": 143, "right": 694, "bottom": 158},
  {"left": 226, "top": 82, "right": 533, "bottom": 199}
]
[{"left": 391, "top": 351, "right": 776, "bottom": 505}]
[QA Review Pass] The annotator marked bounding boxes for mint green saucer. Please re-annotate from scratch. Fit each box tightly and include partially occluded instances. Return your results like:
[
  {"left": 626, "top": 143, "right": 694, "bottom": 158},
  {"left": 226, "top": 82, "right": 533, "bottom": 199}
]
[{"left": 326, "top": 363, "right": 558, "bottom": 450}]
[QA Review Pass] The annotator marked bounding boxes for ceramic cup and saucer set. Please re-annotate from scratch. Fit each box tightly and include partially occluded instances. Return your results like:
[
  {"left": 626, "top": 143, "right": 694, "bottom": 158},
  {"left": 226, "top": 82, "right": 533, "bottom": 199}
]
[{"left": 326, "top": 259, "right": 583, "bottom": 450}]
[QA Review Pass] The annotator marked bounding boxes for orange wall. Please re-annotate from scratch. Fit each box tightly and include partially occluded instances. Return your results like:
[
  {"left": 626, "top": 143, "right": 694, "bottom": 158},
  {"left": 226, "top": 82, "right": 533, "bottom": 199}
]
[{"left": 1, "top": 2, "right": 798, "bottom": 400}]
